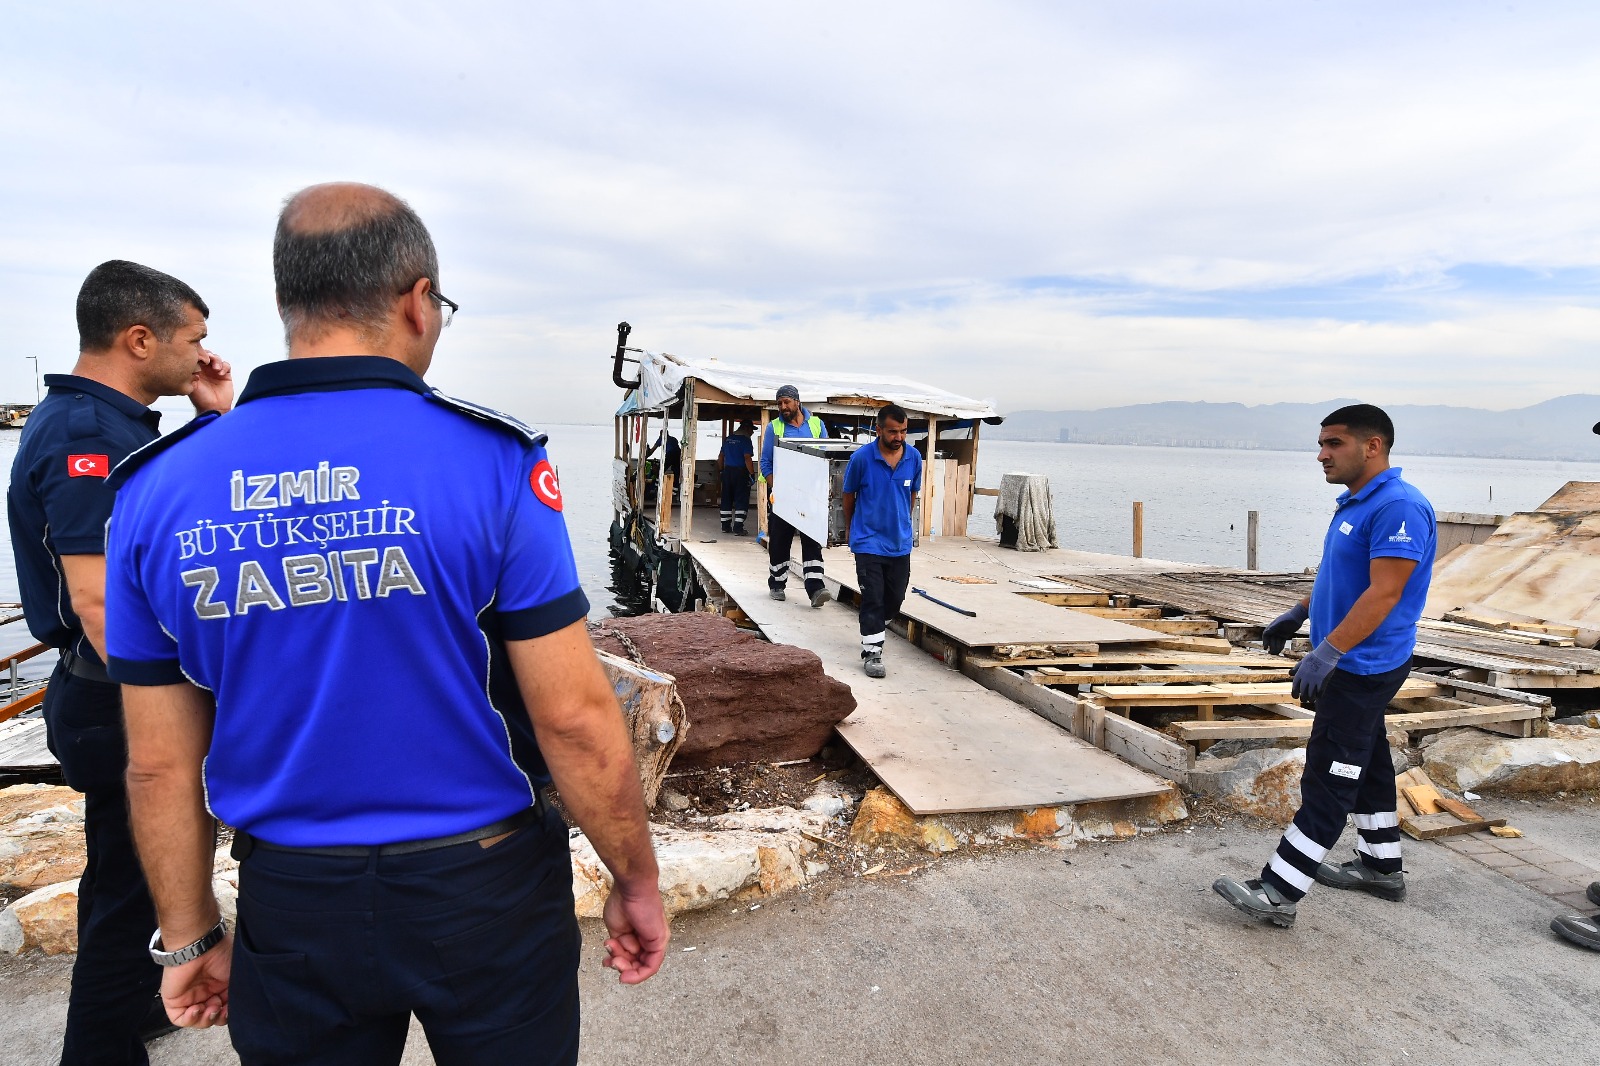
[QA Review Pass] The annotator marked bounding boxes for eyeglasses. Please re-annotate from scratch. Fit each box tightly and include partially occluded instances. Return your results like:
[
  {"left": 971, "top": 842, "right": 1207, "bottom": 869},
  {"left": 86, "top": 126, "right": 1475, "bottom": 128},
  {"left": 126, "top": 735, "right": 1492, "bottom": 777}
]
[{"left": 400, "top": 280, "right": 459, "bottom": 327}]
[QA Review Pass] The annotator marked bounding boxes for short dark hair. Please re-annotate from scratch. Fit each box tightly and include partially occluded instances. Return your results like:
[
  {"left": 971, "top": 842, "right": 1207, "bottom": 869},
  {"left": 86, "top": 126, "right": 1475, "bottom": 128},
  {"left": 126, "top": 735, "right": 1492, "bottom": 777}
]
[
  {"left": 1322, "top": 403, "right": 1395, "bottom": 450},
  {"left": 273, "top": 188, "right": 438, "bottom": 342},
  {"left": 877, "top": 403, "right": 908, "bottom": 426},
  {"left": 76, "top": 260, "right": 208, "bottom": 352}
]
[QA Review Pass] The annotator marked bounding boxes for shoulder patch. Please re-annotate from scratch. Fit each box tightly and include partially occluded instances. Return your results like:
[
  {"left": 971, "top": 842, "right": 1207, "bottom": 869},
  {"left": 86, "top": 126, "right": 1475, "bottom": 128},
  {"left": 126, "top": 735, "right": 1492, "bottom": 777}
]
[
  {"left": 106, "top": 412, "right": 221, "bottom": 491},
  {"left": 425, "top": 390, "right": 547, "bottom": 446}
]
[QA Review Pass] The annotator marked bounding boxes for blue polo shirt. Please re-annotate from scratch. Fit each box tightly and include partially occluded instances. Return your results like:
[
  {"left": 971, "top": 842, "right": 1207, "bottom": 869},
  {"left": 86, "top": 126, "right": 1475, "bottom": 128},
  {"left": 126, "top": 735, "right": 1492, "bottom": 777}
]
[
  {"left": 720, "top": 433, "right": 754, "bottom": 470},
  {"left": 7, "top": 375, "right": 163, "bottom": 665},
  {"left": 1309, "top": 466, "right": 1436, "bottom": 674},
  {"left": 103, "top": 356, "right": 589, "bottom": 847},
  {"left": 842, "top": 441, "right": 922, "bottom": 557}
]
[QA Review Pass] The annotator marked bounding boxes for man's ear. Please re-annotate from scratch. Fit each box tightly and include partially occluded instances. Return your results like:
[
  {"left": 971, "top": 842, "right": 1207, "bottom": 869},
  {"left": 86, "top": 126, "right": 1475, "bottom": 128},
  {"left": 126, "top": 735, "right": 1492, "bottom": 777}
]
[{"left": 122, "top": 324, "right": 156, "bottom": 362}]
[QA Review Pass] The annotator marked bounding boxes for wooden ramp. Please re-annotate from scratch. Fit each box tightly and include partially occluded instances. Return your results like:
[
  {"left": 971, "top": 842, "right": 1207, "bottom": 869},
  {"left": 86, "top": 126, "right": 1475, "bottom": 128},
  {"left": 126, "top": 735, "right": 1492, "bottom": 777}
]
[
  {"left": 0, "top": 716, "right": 57, "bottom": 780},
  {"left": 679, "top": 533, "right": 1174, "bottom": 814}
]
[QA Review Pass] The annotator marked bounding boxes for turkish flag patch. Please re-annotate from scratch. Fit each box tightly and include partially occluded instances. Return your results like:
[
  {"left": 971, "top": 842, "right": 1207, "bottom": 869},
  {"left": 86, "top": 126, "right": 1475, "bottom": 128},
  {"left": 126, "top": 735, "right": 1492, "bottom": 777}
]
[
  {"left": 530, "top": 459, "right": 563, "bottom": 511},
  {"left": 68, "top": 454, "right": 110, "bottom": 478}
]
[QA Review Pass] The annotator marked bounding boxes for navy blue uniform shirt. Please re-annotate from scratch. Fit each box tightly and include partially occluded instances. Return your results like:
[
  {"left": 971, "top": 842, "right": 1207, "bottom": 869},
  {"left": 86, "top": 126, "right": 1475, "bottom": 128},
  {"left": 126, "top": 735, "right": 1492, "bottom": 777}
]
[
  {"left": 842, "top": 441, "right": 922, "bottom": 556},
  {"left": 7, "top": 375, "right": 162, "bottom": 664},
  {"left": 1310, "top": 466, "right": 1436, "bottom": 674},
  {"left": 104, "top": 357, "right": 589, "bottom": 847},
  {"left": 719, "top": 433, "right": 754, "bottom": 470}
]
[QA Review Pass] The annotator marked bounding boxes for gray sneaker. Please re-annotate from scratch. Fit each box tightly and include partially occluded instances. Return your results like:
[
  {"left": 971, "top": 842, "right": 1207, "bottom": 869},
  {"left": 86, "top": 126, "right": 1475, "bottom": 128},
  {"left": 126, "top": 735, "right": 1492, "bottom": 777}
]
[
  {"left": 1314, "top": 859, "right": 1406, "bottom": 902},
  {"left": 863, "top": 655, "right": 886, "bottom": 679},
  {"left": 810, "top": 588, "right": 831, "bottom": 609},
  {"left": 1551, "top": 912, "right": 1600, "bottom": 952},
  {"left": 769, "top": 587, "right": 786, "bottom": 601},
  {"left": 1212, "top": 876, "right": 1296, "bottom": 928}
]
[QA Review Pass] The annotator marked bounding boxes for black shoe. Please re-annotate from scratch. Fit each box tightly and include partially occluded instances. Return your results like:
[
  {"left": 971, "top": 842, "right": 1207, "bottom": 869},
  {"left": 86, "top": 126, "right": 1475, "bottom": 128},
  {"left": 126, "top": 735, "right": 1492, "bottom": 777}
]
[
  {"left": 1551, "top": 912, "right": 1600, "bottom": 952},
  {"left": 1314, "top": 858, "right": 1406, "bottom": 902},
  {"left": 1588, "top": 881, "right": 1600, "bottom": 908},
  {"left": 140, "top": 995, "right": 179, "bottom": 1042},
  {"left": 721, "top": 523, "right": 731, "bottom": 533},
  {"left": 733, "top": 526, "right": 747, "bottom": 536}
]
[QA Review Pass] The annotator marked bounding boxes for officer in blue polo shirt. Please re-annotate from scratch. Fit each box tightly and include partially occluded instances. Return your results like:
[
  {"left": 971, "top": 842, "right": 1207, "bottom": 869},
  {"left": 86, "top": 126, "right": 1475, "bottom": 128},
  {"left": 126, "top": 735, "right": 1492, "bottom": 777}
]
[
  {"left": 717, "top": 420, "right": 756, "bottom": 534},
  {"left": 103, "top": 183, "right": 665, "bottom": 1063},
  {"left": 6, "top": 259, "right": 231, "bottom": 1065},
  {"left": 842, "top": 404, "right": 922, "bottom": 678},
  {"left": 1215, "top": 404, "right": 1436, "bottom": 928}
]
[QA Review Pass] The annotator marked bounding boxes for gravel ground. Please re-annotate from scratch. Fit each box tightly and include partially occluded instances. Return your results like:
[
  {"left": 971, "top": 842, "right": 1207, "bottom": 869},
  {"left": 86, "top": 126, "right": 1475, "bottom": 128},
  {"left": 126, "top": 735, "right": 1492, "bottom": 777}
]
[{"left": 4, "top": 798, "right": 1598, "bottom": 1066}]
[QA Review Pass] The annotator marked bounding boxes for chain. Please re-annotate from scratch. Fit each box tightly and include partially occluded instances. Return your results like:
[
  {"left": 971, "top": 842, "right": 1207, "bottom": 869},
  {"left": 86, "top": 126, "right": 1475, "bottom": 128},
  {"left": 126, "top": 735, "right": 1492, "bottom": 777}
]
[{"left": 598, "top": 626, "right": 649, "bottom": 667}]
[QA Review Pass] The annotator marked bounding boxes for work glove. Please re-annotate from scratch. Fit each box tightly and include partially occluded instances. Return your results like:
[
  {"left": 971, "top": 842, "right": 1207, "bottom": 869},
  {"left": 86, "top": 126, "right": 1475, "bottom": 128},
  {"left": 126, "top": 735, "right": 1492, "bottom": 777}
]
[
  {"left": 1290, "top": 639, "right": 1344, "bottom": 708},
  {"left": 1261, "top": 602, "right": 1310, "bottom": 655}
]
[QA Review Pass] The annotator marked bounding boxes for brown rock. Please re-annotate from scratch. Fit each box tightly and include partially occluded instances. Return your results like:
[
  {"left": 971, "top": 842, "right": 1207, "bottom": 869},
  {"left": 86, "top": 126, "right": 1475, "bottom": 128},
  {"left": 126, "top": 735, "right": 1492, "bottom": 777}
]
[
  {"left": 11, "top": 880, "right": 81, "bottom": 955},
  {"left": 0, "top": 784, "right": 87, "bottom": 892},
  {"left": 849, "top": 787, "right": 920, "bottom": 846},
  {"left": 592, "top": 613, "right": 855, "bottom": 768}
]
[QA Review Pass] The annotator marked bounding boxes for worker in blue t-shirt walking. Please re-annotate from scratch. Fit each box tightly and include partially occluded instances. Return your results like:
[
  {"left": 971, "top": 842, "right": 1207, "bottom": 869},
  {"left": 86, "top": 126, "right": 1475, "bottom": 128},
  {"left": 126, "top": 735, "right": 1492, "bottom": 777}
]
[
  {"left": 842, "top": 404, "right": 922, "bottom": 679},
  {"left": 717, "top": 420, "right": 755, "bottom": 534},
  {"left": 1215, "top": 404, "right": 1436, "bottom": 929}
]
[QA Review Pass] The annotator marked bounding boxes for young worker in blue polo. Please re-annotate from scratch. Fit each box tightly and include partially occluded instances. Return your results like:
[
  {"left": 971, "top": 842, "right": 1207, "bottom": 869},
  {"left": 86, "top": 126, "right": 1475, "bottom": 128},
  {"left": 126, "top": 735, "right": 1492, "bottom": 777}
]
[
  {"left": 761, "top": 384, "right": 831, "bottom": 606},
  {"left": 718, "top": 419, "right": 756, "bottom": 534},
  {"left": 104, "top": 183, "right": 665, "bottom": 1062},
  {"left": 841, "top": 404, "right": 922, "bottom": 678},
  {"left": 1215, "top": 404, "right": 1435, "bottom": 928},
  {"left": 6, "top": 259, "right": 232, "bottom": 1064}
]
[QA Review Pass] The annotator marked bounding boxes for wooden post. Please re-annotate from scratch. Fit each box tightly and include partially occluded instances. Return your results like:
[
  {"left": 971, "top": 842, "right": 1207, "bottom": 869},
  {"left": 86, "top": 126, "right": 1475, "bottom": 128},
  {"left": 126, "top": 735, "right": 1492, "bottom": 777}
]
[
  {"left": 1247, "top": 510, "right": 1259, "bottom": 571},
  {"left": 680, "top": 380, "right": 698, "bottom": 539},
  {"left": 1132, "top": 501, "right": 1144, "bottom": 558},
  {"left": 756, "top": 408, "right": 770, "bottom": 536},
  {"left": 634, "top": 414, "right": 647, "bottom": 515},
  {"left": 921, "top": 417, "right": 939, "bottom": 539}
]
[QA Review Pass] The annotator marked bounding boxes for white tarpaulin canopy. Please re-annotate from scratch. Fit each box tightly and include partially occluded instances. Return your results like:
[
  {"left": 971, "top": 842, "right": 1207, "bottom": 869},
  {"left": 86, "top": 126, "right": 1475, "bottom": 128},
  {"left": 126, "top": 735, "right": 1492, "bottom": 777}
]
[{"left": 617, "top": 350, "right": 1000, "bottom": 421}]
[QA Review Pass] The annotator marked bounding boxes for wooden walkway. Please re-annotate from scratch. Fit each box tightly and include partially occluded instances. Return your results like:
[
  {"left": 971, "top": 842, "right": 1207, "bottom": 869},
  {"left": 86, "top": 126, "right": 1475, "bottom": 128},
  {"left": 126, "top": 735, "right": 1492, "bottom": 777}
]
[{"left": 679, "top": 521, "right": 1174, "bottom": 814}]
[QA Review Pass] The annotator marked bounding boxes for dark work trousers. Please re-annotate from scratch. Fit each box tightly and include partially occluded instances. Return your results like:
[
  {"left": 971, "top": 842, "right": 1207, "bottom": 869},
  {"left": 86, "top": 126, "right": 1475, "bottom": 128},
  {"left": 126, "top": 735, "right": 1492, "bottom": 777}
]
[
  {"left": 1261, "top": 661, "right": 1411, "bottom": 902},
  {"left": 42, "top": 658, "right": 162, "bottom": 1066},
  {"left": 855, "top": 553, "right": 912, "bottom": 660},
  {"left": 229, "top": 803, "right": 580, "bottom": 1066},
  {"left": 767, "top": 512, "right": 824, "bottom": 597},
  {"left": 719, "top": 467, "right": 750, "bottom": 532}
]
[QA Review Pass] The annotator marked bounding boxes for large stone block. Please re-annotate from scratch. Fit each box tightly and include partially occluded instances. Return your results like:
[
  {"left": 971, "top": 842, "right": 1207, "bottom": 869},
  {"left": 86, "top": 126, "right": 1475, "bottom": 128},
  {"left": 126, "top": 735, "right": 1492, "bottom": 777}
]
[
  {"left": 1421, "top": 724, "right": 1600, "bottom": 793},
  {"left": 7, "top": 880, "right": 80, "bottom": 955},
  {"left": 1188, "top": 747, "right": 1306, "bottom": 825},
  {"left": 0, "top": 784, "right": 87, "bottom": 892},
  {"left": 592, "top": 613, "right": 855, "bottom": 768}
]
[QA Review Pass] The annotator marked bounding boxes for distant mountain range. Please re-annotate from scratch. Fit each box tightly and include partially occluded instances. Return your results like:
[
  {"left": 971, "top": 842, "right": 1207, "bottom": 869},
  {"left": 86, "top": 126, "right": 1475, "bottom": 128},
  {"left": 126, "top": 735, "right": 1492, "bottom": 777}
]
[{"left": 990, "top": 395, "right": 1600, "bottom": 461}]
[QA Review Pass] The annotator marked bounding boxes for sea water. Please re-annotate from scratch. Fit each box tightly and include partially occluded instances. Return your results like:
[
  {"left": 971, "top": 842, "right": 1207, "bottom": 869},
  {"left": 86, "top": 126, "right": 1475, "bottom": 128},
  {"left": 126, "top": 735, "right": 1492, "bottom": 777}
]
[{"left": 6, "top": 425, "right": 1600, "bottom": 669}]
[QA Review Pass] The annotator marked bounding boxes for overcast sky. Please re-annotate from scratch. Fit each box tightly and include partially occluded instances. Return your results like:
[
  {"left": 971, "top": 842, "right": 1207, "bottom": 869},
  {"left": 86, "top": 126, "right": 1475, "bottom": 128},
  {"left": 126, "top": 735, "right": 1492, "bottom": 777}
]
[{"left": 4, "top": 2, "right": 1597, "bottom": 424}]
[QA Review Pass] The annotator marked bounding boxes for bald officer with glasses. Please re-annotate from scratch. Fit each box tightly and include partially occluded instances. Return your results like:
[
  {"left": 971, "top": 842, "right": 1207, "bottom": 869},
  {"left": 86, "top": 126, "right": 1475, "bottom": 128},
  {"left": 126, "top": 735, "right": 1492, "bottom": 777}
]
[{"left": 105, "top": 183, "right": 665, "bottom": 1065}]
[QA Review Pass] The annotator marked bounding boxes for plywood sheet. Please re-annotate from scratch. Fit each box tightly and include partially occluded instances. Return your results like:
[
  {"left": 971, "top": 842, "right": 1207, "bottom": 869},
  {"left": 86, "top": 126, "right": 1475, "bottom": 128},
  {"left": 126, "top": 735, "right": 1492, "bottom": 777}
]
[
  {"left": 681, "top": 533, "right": 1172, "bottom": 813},
  {"left": 0, "top": 717, "right": 55, "bottom": 772}
]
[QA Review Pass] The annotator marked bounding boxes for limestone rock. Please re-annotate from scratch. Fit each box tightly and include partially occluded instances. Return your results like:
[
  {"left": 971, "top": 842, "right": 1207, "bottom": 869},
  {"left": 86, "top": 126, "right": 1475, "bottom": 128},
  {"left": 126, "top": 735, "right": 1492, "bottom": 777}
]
[
  {"left": 1421, "top": 724, "right": 1600, "bottom": 793},
  {"left": 846, "top": 786, "right": 1173, "bottom": 853},
  {"left": 0, "top": 906, "right": 23, "bottom": 954},
  {"left": 1188, "top": 747, "right": 1306, "bottom": 825},
  {"left": 570, "top": 819, "right": 816, "bottom": 918},
  {"left": 8, "top": 879, "right": 80, "bottom": 955},
  {"left": 0, "top": 784, "right": 87, "bottom": 892},
  {"left": 592, "top": 613, "right": 855, "bottom": 768},
  {"left": 849, "top": 788, "right": 922, "bottom": 847}
]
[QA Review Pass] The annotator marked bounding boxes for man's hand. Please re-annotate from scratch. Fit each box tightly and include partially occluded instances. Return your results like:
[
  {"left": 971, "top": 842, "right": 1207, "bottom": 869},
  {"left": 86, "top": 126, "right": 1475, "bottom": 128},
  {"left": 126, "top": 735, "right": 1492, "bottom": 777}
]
[
  {"left": 161, "top": 932, "right": 233, "bottom": 1028},
  {"left": 1290, "top": 639, "right": 1344, "bottom": 708},
  {"left": 601, "top": 880, "right": 669, "bottom": 984},
  {"left": 190, "top": 349, "right": 234, "bottom": 414},
  {"left": 1262, "top": 601, "right": 1309, "bottom": 656}
]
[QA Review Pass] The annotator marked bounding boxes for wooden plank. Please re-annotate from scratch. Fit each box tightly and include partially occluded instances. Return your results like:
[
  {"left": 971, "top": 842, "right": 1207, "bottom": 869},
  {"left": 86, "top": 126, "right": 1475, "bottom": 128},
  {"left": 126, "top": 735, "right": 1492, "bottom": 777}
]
[
  {"left": 1170, "top": 703, "right": 1543, "bottom": 741},
  {"left": 1402, "top": 784, "right": 1442, "bottom": 815},
  {"left": 1114, "top": 618, "right": 1220, "bottom": 637},
  {"left": 1093, "top": 679, "right": 1441, "bottom": 706},
  {"left": 1402, "top": 813, "right": 1507, "bottom": 839},
  {"left": 1435, "top": 796, "right": 1484, "bottom": 822},
  {"left": 1100, "top": 711, "right": 1193, "bottom": 780},
  {"left": 1016, "top": 592, "right": 1115, "bottom": 607},
  {"left": 1414, "top": 670, "right": 1552, "bottom": 708},
  {"left": 0, "top": 687, "right": 46, "bottom": 726},
  {"left": 1028, "top": 668, "right": 1294, "bottom": 687},
  {"left": 0, "top": 717, "right": 55, "bottom": 772},
  {"left": 966, "top": 649, "right": 1290, "bottom": 669}
]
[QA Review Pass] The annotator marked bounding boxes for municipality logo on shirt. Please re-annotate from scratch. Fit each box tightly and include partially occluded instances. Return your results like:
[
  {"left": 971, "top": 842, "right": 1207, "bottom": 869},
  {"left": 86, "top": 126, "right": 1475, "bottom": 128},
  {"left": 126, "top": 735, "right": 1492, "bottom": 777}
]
[{"left": 1388, "top": 521, "right": 1412, "bottom": 544}]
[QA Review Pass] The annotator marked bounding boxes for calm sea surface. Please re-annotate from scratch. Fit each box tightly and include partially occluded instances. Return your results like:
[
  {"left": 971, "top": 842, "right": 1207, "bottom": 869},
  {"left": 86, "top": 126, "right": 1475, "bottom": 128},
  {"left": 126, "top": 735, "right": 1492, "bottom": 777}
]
[{"left": 6, "top": 424, "right": 1600, "bottom": 673}]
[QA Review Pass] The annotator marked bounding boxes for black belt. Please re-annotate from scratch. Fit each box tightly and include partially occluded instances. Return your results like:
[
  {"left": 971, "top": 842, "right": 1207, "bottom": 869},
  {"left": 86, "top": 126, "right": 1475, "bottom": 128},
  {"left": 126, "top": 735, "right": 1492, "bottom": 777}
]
[
  {"left": 59, "top": 648, "right": 113, "bottom": 684},
  {"left": 231, "top": 797, "right": 546, "bottom": 861}
]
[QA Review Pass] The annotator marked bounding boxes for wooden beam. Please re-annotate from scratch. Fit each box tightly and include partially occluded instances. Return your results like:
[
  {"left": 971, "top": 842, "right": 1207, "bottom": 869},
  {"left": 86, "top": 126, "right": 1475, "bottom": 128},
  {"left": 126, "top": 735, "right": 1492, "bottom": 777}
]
[
  {"left": 1094, "top": 679, "right": 1441, "bottom": 706},
  {"left": 1027, "top": 668, "right": 1294, "bottom": 687},
  {"left": 1100, "top": 710, "right": 1192, "bottom": 779},
  {"left": 0, "top": 687, "right": 45, "bottom": 727},
  {"left": 1170, "top": 702, "right": 1543, "bottom": 741}
]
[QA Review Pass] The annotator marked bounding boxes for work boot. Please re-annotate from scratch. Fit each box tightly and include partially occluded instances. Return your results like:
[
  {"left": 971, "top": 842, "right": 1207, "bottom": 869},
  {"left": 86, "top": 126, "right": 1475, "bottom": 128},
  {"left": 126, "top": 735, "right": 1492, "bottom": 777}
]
[
  {"left": 1551, "top": 912, "right": 1600, "bottom": 952},
  {"left": 140, "top": 994, "right": 179, "bottom": 1042},
  {"left": 733, "top": 525, "right": 747, "bottom": 536},
  {"left": 863, "top": 655, "right": 886, "bottom": 679},
  {"left": 1588, "top": 881, "right": 1600, "bottom": 908},
  {"left": 721, "top": 522, "right": 731, "bottom": 533},
  {"left": 769, "top": 587, "right": 786, "bottom": 601},
  {"left": 1212, "top": 876, "right": 1296, "bottom": 928},
  {"left": 810, "top": 588, "right": 831, "bottom": 609},
  {"left": 1314, "top": 858, "right": 1406, "bottom": 902}
]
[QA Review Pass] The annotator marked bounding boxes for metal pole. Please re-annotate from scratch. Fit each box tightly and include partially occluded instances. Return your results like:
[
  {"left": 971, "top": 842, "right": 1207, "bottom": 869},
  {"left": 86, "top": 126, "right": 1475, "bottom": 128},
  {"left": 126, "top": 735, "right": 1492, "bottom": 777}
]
[
  {"left": 1132, "top": 501, "right": 1144, "bottom": 558},
  {"left": 1247, "top": 510, "right": 1259, "bottom": 570},
  {"left": 26, "top": 356, "right": 40, "bottom": 403}
]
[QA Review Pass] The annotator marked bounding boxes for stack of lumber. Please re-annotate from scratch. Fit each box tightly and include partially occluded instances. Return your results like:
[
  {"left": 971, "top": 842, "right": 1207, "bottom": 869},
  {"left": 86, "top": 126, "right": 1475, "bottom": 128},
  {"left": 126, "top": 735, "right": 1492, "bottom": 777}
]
[{"left": 1064, "top": 569, "right": 1600, "bottom": 691}]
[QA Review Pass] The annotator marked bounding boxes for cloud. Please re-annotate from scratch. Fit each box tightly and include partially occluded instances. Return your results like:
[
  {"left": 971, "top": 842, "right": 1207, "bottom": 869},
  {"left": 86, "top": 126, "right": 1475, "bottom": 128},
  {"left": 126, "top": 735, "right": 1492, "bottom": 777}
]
[{"left": 2, "top": 1, "right": 1597, "bottom": 421}]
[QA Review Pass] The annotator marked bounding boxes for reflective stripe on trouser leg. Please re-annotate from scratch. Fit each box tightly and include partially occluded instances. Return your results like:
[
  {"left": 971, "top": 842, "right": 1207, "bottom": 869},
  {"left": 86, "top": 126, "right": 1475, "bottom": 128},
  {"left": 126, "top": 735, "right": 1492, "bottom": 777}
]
[
  {"left": 768, "top": 562, "right": 789, "bottom": 588},
  {"left": 1259, "top": 662, "right": 1411, "bottom": 900},
  {"left": 1352, "top": 810, "right": 1403, "bottom": 873},
  {"left": 800, "top": 536, "right": 825, "bottom": 595},
  {"left": 862, "top": 631, "right": 885, "bottom": 659}
]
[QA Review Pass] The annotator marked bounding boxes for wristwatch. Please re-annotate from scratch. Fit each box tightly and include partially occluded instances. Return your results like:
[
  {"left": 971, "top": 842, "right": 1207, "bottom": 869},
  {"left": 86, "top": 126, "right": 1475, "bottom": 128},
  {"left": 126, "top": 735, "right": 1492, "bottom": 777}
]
[{"left": 148, "top": 920, "right": 227, "bottom": 967}]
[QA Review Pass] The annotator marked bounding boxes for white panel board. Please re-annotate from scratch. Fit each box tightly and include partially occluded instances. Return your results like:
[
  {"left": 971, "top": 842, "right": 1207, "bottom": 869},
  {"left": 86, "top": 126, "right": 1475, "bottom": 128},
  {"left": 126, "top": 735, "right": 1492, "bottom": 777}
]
[{"left": 772, "top": 446, "right": 830, "bottom": 545}]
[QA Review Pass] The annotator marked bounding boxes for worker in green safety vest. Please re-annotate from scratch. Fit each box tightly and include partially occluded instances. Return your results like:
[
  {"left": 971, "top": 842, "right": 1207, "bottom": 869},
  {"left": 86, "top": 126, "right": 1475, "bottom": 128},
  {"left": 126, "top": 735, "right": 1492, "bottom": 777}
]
[{"left": 760, "top": 384, "right": 830, "bottom": 607}]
